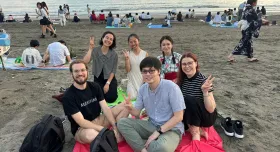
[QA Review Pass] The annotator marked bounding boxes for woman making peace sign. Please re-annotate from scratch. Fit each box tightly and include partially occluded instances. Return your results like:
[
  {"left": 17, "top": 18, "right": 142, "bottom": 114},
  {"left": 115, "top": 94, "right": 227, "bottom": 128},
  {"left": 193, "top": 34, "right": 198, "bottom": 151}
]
[
  {"left": 177, "top": 52, "right": 217, "bottom": 141},
  {"left": 83, "top": 31, "right": 118, "bottom": 103},
  {"left": 123, "top": 34, "right": 148, "bottom": 99}
]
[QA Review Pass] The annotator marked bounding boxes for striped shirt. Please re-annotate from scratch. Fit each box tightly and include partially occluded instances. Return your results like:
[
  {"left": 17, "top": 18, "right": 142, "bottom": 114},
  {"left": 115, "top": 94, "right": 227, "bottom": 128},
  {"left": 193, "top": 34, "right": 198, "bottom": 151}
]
[
  {"left": 181, "top": 72, "right": 213, "bottom": 101},
  {"left": 157, "top": 52, "right": 182, "bottom": 79}
]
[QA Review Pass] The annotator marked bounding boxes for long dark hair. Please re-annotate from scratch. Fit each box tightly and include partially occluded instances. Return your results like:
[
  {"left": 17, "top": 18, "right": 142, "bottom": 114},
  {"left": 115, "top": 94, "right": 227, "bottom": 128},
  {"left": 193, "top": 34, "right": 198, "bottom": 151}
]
[
  {"left": 99, "top": 31, "right": 117, "bottom": 49},
  {"left": 128, "top": 33, "right": 139, "bottom": 42},
  {"left": 41, "top": 2, "right": 48, "bottom": 10},
  {"left": 160, "top": 36, "right": 176, "bottom": 64},
  {"left": 177, "top": 52, "right": 199, "bottom": 87}
]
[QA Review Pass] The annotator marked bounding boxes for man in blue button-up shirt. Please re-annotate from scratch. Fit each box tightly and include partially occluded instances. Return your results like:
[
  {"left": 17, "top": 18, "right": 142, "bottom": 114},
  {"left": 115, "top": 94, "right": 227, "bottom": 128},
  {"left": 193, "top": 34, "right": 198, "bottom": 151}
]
[{"left": 117, "top": 56, "right": 186, "bottom": 152}]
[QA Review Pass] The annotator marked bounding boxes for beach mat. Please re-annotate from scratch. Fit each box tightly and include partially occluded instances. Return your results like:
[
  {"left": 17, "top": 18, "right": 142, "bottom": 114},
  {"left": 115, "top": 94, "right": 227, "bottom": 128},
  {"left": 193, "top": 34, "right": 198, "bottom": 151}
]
[
  {"left": 0, "top": 58, "right": 69, "bottom": 70},
  {"left": 210, "top": 22, "right": 238, "bottom": 28},
  {"left": 107, "top": 88, "right": 135, "bottom": 107},
  {"left": 105, "top": 26, "right": 131, "bottom": 29},
  {"left": 73, "top": 126, "right": 224, "bottom": 152},
  {"left": 147, "top": 24, "right": 171, "bottom": 28},
  {"left": 164, "top": 19, "right": 184, "bottom": 22}
]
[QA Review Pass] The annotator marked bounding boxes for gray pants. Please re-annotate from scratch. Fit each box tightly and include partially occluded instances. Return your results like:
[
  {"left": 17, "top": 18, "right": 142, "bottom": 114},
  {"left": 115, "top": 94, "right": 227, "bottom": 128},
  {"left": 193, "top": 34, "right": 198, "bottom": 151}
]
[{"left": 117, "top": 118, "right": 181, "bottom": 152}]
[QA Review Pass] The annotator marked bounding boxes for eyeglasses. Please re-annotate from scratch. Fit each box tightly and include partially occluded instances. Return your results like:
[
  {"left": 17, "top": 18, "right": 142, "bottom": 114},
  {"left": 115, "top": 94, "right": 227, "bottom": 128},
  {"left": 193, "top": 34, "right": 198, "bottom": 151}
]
[
  {"left": 73, "top": 68, "right": 87, "bottom": 73},
  {"left": 181, "top": 61, "right": 194, "bottom": 67},
  {"left": 141, "top": 69, "right": 156, "bottom": 74}
]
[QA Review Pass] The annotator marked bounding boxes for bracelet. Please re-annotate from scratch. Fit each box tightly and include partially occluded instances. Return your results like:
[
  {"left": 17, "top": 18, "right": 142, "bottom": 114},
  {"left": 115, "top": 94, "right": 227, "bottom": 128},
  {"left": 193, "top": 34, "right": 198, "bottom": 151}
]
[{"left": 106, "top": 81, "right": 110, "bottom": 85}]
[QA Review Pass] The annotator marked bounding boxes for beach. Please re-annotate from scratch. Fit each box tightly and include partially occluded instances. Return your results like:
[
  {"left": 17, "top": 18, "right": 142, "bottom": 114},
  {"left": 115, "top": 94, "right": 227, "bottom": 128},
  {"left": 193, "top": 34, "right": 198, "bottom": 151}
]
[{"left": 0, "top": 15, "right": 280, "bottom": 152}]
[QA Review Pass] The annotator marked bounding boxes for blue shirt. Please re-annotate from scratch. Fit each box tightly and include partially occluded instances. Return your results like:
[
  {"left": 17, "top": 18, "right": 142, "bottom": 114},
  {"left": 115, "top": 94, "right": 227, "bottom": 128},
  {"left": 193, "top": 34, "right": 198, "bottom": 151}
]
[
  {"left": 106, "top": 17, "right": 114, "bottom": 26},
  {"left": 134, "top": 79, "right": 186, "bottom": 134}
]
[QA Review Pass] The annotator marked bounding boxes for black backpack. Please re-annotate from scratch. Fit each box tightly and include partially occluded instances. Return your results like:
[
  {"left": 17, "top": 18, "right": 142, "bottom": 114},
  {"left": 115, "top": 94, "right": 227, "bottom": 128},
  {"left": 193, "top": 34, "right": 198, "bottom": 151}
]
[
  {"left": 19, "top": 114, "right": 65, "bottom": 152},
  {"left": 90, "top": 128, "right": 119, "bottom": 152}
]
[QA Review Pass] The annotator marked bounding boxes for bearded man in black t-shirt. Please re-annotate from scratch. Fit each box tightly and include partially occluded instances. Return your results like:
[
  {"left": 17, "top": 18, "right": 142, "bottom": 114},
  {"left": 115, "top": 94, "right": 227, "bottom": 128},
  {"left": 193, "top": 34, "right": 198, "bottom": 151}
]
[{"left": 62, "top": 59, "right": 129, "bottom": 144}]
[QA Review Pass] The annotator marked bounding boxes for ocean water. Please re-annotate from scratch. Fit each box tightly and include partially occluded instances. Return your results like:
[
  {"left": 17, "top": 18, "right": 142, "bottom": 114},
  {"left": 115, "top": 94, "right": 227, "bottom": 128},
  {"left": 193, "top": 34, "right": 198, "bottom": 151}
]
[{"left": 1, "top": 0, "right": 280, "bottom": 18}]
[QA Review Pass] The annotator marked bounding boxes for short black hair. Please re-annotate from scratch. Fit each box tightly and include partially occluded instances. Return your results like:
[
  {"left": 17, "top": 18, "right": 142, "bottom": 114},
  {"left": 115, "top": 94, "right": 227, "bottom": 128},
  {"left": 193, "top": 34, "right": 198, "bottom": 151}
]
[
  {"left": 99, "top": 31, "right": 116, "bottom": 49},
  {"left": 140, "top": 56, "right": 161, "bottom": 72},
  {"left": 30, "top": 40, "right": 40, "bottom": 47},
  {"left": 58, "top": 40, "right": 66, "bottom": 45},
  {"left": 247, "top": 0, "right": 257, "bottom": 5}
]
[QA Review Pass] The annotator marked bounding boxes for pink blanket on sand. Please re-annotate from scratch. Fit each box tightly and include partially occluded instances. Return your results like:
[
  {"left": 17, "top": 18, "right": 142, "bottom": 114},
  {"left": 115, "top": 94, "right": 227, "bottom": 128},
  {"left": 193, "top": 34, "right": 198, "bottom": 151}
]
[{"left": 72, "top": 126, "right": 224, "bottom": 152}]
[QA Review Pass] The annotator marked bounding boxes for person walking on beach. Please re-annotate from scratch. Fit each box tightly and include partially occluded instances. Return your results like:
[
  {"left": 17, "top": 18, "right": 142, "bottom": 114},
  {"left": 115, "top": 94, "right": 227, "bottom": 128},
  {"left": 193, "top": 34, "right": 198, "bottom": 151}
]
[
  {"left": 58, "top": 5, "right": 66, "bottom": 26},
  {"left": 228, "top": 0, "right": 262, "bottom": 62}
]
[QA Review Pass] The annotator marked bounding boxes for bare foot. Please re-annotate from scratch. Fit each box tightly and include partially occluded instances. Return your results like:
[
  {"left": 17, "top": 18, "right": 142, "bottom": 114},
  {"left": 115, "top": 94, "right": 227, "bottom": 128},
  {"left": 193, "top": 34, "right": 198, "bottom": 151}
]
[
  {"left": 248, "top": 58, "right": 259, "bottom": 62},
  {"left": 200, "top": 128, "right": 208, "bottom": 140}
]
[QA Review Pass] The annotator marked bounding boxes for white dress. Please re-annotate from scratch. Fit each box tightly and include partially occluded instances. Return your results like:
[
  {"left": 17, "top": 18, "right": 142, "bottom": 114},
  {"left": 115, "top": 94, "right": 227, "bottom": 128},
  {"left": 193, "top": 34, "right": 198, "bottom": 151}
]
[{"left": 127, "top": 50, "right": 147, "bottom": 99}]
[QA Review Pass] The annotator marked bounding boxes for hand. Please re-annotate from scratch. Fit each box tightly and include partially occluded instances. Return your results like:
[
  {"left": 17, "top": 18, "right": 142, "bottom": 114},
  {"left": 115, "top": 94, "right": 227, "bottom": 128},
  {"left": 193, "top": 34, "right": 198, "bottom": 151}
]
[
  {"left": 103, "top": 84, "right": 109, "bottom": 94},
  {"left": 113, "top": 129, "right": 123, "bottom": 143},
  {"left": 144, "top": 131, "right": 160, "bottom": 148},
  {"left": 89, "top": 36, "right": 95, "bottom": 49},
  {"left": 123, "top": 94, "right": 133, "bottom": 111},
  {"left": 122, "top": 49, "right": 129, "bottom": 60},
  {"left": 201, "top": 75, "right": 215, "bottom": 94}
]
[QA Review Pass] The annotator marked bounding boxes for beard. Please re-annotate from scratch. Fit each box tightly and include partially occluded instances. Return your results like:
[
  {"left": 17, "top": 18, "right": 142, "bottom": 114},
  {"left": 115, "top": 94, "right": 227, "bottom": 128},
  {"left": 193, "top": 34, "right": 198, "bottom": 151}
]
[{"left": 73, "top": 75, "right": 88, "bottom": 85}]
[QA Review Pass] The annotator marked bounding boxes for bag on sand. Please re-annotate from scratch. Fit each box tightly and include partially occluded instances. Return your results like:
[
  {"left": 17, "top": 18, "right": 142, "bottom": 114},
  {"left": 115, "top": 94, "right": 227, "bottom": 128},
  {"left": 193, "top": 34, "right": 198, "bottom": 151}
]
[
  {"left": 19, "top": 114, "right": 65, "bottom": 152},
  {"left": 90, "top": 128, "right": 119, "bottom": 152}
]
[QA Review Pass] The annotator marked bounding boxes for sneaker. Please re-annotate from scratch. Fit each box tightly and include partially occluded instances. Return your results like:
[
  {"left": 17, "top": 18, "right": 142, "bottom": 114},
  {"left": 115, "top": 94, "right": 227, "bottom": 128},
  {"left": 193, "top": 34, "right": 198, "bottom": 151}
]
[
  {"left": 233, "top": 120, "right": 244, "bottom": 138},
  {"left": 220, "top": 117, "right": 234, "bottom": 136},
  {"left": 53, "top": 34, "right": 57, "bottom": 38},
  {"left": 40, "top": 34, "right": 45, "bottom": 38},
  {"left": 50, "top": 31, "right": 54, "bottom": 36}
]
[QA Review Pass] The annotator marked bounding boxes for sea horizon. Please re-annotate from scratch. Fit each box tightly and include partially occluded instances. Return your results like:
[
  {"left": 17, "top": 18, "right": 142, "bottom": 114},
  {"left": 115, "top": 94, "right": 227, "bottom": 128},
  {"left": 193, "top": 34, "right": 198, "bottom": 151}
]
[{"left": 1, "top": 0, "right": 280, "bottom": 19}]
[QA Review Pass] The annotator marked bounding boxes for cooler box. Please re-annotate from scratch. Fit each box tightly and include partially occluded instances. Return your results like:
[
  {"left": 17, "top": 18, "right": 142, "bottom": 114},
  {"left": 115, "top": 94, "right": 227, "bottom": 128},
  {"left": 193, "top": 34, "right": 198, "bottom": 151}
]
[{"left": 0, "top": 33, "right": 10, "bottom": 46}]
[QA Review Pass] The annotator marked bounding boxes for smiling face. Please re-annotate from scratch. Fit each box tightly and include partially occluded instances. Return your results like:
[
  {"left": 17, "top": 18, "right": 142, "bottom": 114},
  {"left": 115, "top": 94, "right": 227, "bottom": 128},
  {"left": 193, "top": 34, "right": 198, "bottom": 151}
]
[
  {"left": 160, "top": 39, "right": 173, "bottom": 55},
  {"left": 141, "top": 67, "right": 160, "bottom": 84},
  {"left": 181, "top": 57, "right": 198, "bottom": 78},
  {"left": 128, "top": 36, "right": 139, "bottom": 50},
  {"left": 102, "top": 33, "right": 114, "bottom": 47},
  {"left": 71, "top": 63, "right": 88, "bottom": 85}
]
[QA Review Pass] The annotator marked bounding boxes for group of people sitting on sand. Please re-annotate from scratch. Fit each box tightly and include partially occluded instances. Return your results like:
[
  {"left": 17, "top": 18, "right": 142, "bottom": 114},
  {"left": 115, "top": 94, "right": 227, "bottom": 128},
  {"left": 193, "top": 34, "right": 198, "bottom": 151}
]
[
  {"left": 48, "top": 31, "right": 219, "bottom": 152},
  {"left": 21, "top": 39, "right": 72, "bottom": 67},
  {"left": 89, "top": 10, "right": 150, "bottom": 26}
]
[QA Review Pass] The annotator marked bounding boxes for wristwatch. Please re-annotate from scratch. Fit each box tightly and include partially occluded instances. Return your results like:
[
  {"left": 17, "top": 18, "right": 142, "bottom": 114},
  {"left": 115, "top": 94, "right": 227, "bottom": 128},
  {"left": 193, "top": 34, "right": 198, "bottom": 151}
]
[
  {"left": 106, "top": 81, "right": 110, "bottom": 85},
  {"left": 156, "top": 126, "right": 163, "bottom": 134}
]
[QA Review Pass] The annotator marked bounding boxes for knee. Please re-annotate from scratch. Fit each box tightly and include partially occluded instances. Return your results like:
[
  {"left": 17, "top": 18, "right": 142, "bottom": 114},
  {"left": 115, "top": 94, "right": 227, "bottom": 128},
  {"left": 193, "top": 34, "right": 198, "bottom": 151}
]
[
  {"left": 81, "top": 129, "right": 98, "bottom": 143},
  {"left": 189, "top": 126, "right": 200, "bottom": 136},
  {"left": 117, "top": 118, "right": 131, "bottom": 131},
  {"left": 148, "top": 141, "right": 169, "bottom": 152}
]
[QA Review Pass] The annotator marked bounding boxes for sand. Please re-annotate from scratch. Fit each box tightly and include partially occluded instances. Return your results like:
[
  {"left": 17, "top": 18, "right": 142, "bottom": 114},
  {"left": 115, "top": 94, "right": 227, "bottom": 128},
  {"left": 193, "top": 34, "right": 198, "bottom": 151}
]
[{"left": 0, "top": 16, "right": 280, "bottom": 152}]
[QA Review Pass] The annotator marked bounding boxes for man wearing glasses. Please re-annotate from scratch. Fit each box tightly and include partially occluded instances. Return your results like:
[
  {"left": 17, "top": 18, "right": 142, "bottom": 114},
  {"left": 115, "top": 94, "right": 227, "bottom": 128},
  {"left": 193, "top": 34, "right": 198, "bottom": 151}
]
[
  {"left": 62, "top": 60, "right": 129, "bottom": 144},
  {"left": 117, "top": 56, "right": 186, "bottom": 152}
]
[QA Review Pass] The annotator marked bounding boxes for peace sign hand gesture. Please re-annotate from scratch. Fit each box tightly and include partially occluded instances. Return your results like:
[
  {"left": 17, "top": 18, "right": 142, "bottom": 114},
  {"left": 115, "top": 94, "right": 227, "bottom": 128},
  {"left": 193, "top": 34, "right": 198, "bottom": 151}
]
[
  {"left": 122, "top": 49, "right": 129, "bottom": 60},
  {"left": 123, "top": 94, "right": 133, "bottom": 111},
  {"left": 201, "top": 75, "right": 215, "bottom": 94},
  {"left": 89, "top": 36, "right": 95, "bottom": 49}
]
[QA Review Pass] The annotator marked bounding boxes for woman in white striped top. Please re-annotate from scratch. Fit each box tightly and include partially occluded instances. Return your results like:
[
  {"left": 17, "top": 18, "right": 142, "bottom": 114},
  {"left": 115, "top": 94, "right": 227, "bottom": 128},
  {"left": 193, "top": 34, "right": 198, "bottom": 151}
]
[{"left": 177, "top": 52, "right": 217, "bottom": 141}]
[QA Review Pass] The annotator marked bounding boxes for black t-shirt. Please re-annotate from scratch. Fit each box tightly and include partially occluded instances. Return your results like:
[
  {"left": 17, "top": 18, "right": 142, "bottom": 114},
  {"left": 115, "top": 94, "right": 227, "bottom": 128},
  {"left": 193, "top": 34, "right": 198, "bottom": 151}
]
[{"left": 62, "top": 81, "right": 104, "bottom": 135}]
